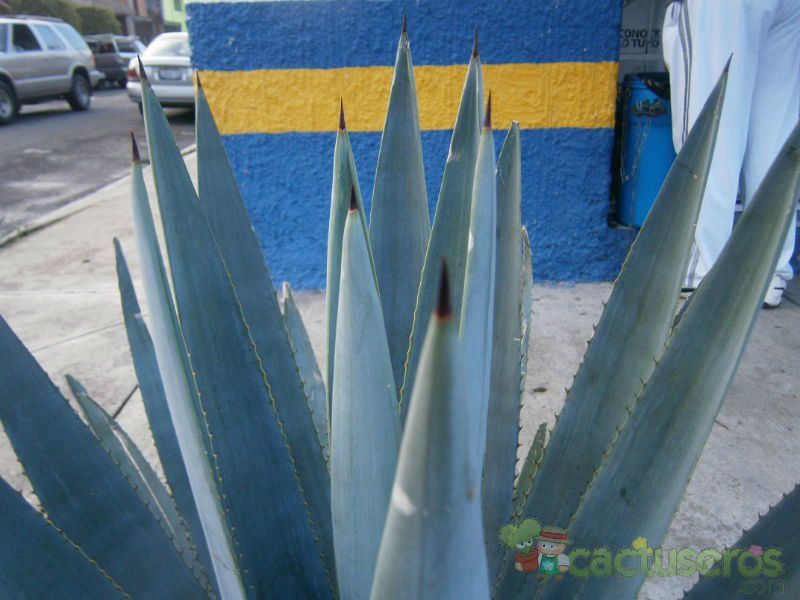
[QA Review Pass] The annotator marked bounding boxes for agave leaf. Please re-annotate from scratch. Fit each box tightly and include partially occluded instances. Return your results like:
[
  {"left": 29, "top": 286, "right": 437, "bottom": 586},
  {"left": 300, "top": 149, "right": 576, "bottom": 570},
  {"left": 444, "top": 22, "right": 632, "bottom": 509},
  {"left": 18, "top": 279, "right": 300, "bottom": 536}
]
[
  {"left": 684, "top": 484, "right": 800, "bottom": 599},
  {"left": 195, "top": 82, "right": 335, "bottom": 583},
  {"left": 331, "top": 204, "right": 401, "bottom": 599},
  {"left": 519, "top": 228, "right": 533, "bottom": 389},
  {"left": 0, "top": 477, "right": 125, "bottom": 598},
  {"left": 511, "top": 422, "right": 546, "bottom": 518},
  {"left": 325, "top": 107, "right": 373, "bottom": 431},
  {"left": 369, "top": 25, "right": 430, "bottom": 394},
  {"left": 141, "top": 74, "right": 331, "bottom": 597},
  {"left": 494, "top": 64, "right": 728, "bottom": 600},
  {"left": 482, "top": 122, "right": 522, "bottom": 576},
  {"left": 460, "top": 100, "right": 497, "bottom": 475},
  {"left": 67, "top": 375, "right": 209, "bottom": 588},
  {"left": 539, "top": 119, "right": 800, "bottom": 599},
  {"left": 0, "top": 316, "right": 206, "bottom": 598},
  {"left": 499, "top": 60, "right": 726, "bottom": 564},
  {"left": 280, "top": 282, "right": 329, "bottom": 462},
  {"left": 371, "top": 264, "right": 489, "bottom": 599},
  {"left": 129, "top": 140, "right": 244, "bottom": 598},
  {"left": 527, "top": 64, "right": 728, "bottom": 525},
  {"left": 114, "top": 238, "right": 215, "bottom": 584},
  {"left": 400, "top": 43, "right": 484, "bottom": 421}
]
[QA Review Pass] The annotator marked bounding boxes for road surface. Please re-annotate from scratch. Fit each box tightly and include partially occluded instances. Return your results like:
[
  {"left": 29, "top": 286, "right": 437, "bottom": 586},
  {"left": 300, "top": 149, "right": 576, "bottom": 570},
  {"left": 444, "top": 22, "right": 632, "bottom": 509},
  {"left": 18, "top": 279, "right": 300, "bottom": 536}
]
[{"left": 0, "top": 87, "right": 195, "bottom": 242}]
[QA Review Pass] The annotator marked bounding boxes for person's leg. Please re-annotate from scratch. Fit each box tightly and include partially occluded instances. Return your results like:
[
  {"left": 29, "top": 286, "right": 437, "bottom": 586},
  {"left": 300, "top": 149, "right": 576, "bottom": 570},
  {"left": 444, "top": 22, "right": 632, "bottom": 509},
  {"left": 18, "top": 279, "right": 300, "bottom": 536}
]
[
  {"left": 662, "top": 2, "right": 688, "bottom": 154},
  {"left": 742, "top": 0, "right": 800, "bottom": 306},
  {"left": 664, "top": 0, "right": 777, "bottom": 288}
]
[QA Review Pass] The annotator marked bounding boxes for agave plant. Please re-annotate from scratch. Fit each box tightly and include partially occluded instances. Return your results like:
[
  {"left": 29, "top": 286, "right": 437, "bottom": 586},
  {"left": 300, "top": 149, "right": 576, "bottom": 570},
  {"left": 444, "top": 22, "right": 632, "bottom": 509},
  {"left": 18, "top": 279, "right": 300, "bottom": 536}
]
[{"left": 1, "top": 22, "right": 799, "bottom": 600}]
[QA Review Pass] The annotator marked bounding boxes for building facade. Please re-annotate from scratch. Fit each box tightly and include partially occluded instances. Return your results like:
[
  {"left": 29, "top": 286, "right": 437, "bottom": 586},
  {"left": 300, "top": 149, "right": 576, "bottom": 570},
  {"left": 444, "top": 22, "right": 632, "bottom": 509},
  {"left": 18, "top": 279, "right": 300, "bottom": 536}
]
[
  {"left": 186, "top": 0, "right": 634, "bottom": 289},
  {"left": 161, "top": 0, "right": 185, "bottom": 32}
]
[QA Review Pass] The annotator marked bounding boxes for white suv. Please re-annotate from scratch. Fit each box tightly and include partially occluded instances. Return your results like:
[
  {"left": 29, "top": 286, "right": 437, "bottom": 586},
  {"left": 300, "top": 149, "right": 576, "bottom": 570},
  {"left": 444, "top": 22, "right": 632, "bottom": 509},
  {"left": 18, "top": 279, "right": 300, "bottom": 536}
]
[{"left": 0, "top": 15, "right": 102, "bottom": 125}]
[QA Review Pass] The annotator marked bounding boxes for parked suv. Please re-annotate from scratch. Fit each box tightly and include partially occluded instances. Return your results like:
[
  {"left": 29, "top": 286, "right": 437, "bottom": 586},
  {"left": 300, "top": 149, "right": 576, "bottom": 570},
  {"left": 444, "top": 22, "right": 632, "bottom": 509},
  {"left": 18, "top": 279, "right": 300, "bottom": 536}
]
[
  {"left": 86, "top": 34, "right": 146, "bottom": 88},
  {"left": 0, "top": 16, "right": 102, "bottom": 125}
]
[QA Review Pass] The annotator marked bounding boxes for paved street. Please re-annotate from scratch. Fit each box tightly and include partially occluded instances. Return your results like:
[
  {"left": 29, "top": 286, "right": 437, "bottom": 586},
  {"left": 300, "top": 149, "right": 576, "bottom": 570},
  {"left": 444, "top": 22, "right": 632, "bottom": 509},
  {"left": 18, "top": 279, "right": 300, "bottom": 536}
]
[{"left": 0, "top": 87, "right": 195, "bottom": 242}]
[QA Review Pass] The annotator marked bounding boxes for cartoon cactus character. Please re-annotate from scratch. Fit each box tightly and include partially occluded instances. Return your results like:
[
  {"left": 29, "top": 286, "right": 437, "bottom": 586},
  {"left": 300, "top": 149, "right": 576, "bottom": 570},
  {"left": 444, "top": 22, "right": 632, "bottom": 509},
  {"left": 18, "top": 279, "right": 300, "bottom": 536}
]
[{"left": 499, "top": 519, "right": 542, "bottom": 573}]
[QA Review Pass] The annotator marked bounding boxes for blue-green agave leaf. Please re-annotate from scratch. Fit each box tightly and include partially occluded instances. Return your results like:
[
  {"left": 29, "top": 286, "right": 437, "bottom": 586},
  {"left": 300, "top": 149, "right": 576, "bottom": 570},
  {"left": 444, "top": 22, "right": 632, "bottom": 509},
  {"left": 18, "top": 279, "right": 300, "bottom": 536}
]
[
  {"left": 511, "top": 422, "right": 546, "bottom": 517},
  {"left": 0, "top": 477, "right": 126, "bottom": 598},
  {"left": 129, "top": 141, "right": 244, "bottom": 598},
  {"left": 281, "top": 282, "right": 329, "bottom": 462},
  {"left": 400, "top": 44, "right": 484, "bottom": 421},
  {"left": 495, "top": 63, "right": 728, "bottom": 600},
  {"left": 684, "top": 484, "right": 800, "bottom": 599},
  {"left": 0, "top": 316, "right": 206, "bottom": 598},
  {"left": 539, "top": 118, "right": 800, "bottom": 600},
  {"left": 369, "top": 25, "right": 430, "bottom": 394},
  {"left": 68, "top": 374, "right": 211, "bottom": 589},
  {"left": 529, "top": 64, "right": 727, "bottom": 524},
  {"left": 67, "top": 375, "right": 208, "bottom": 587},
  {"left": 460, "top": 101, "right": 496, "bottom": 475},
  {"left": 331, "top": 205, "right": 401, "bottom": 599},
  {"left": 371, "top": 264, "right": 489, "bottom": 599},
  {"left": 114, "top": 238, "right": 215, "bottom": 586},
  {"left": 519, "top": 228, "right": 533, "bottom": 392},
  {"left": 482, "top": 122, "right": 522, "bottom": 577},
  {"left": 195, "top": 82, "right": 335, "bottom": 584},
  {"left": 325, "top": 107, "right": 372, "bottom": 432},
  {"left": 141, "top": 73, "right": 332, "bottom": 597}
]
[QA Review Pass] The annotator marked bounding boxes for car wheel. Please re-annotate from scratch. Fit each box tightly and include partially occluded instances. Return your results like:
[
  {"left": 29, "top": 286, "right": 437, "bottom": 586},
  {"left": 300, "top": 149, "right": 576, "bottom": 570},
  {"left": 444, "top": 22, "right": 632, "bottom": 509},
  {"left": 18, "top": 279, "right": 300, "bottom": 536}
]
[
  {"left": 0, "top": 81, "right": 19, "bottom": 125},
  {"left": 66, "top": 73, "right": 91, "bottom": 111}
]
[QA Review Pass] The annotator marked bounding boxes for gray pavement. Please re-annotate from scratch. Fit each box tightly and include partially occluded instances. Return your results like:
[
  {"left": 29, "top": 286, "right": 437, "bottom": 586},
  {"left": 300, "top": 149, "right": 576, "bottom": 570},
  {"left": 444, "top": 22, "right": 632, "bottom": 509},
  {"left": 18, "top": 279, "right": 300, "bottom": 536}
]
[
  {"left": 0, "top": 152, "right": 798, "bottom": 599},
  {"left": 0, "top": 87, "right": 194, "bottom": 243}
]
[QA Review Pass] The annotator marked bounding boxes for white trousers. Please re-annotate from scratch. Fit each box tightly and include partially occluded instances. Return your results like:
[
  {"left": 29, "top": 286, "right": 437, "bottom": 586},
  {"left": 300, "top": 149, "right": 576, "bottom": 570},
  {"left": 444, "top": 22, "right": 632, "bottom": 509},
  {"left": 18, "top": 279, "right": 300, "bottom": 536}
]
[{"left": 663, "top": 0, "right": 800, "bottom": 288}]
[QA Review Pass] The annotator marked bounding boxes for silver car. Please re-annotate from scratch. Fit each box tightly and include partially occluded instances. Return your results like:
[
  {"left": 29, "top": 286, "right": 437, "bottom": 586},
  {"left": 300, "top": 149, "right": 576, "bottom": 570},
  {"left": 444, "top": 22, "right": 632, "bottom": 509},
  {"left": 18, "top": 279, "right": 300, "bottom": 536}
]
[
  {"left": 0, "top": 16, "right": 102, "bottom": 125},
  {"left": 127, "top": 32, "right": 193, "bottom": 112}
]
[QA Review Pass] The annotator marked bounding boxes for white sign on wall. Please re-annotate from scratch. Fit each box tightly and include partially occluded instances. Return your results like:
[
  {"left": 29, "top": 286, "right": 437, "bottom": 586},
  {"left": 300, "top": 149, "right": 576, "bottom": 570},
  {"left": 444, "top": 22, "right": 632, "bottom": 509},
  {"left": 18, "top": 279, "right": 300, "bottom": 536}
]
[{"left": 619, "top": 0, "right": 670, "bottom": 78}]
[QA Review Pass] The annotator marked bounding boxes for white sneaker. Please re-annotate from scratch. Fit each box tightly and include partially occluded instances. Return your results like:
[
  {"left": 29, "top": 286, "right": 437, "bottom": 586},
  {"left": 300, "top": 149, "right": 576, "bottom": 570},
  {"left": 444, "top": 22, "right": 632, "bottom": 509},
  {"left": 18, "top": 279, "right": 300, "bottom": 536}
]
[{"left": 763, "top": 275, "right": 787, "bottom": 308}]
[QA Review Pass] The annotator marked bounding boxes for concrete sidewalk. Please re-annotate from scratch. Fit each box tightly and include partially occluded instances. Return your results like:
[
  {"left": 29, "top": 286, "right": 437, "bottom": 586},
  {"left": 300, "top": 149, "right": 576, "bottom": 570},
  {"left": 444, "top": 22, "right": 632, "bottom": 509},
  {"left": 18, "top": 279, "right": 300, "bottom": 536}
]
[{"left": 0, "top": 152, "right": 798, "bottom": 599}]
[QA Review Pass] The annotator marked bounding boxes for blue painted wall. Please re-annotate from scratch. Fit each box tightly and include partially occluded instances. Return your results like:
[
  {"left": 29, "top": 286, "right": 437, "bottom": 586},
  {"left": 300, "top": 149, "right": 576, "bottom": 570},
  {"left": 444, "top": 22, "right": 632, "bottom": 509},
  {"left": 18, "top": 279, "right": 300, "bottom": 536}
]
[
  {"left": 221, "top": 129, "right": 633, "bottom": 288},
  {"left": 188, "top": 0, "right": 633, "bottom": 289}
]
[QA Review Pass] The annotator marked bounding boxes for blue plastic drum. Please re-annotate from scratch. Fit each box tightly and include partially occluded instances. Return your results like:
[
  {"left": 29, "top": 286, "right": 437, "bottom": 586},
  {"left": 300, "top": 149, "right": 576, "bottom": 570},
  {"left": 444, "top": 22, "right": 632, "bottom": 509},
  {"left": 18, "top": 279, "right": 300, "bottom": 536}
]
[{"left": 617, "top": 73, "right": 676, "bottom": 227}]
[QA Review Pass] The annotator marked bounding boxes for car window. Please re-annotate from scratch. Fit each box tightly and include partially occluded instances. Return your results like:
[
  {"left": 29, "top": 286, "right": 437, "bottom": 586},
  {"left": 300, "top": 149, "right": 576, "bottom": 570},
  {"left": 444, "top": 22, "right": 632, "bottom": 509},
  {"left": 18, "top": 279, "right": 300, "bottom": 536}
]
[
  {"left": 116, "top": 40, "right": 139, "bottom": 53},
  {"left": 52, "top": 23, "right": 89, "bottom": 51},
  {"left": 33, "top": 25, "right": 66, "bottom": 51},
  {"left": 12, "top": 24, "right": 42, "bottom": 52},
  {"left": 0, "top": 24, "right": 8, "bottom": 53},
  {"left": 144, "top": 35, "right": 190, "bottom": 58},
  {"left": 96, "top": 41, "right": 115, "bottom": 54}
]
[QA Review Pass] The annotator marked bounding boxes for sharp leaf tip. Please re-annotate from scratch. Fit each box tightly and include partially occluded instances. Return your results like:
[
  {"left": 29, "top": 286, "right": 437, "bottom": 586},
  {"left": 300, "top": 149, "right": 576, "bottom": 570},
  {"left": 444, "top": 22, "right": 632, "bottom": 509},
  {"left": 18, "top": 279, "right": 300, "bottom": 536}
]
[
  {"left": 723, "top": 54, "right": 733, "bottom": 74},
  {"left": 130, "top": 131, "right": 140, "bottom": 162},
  {"left": 137, "top": 56, "right": 148, "bottom": 81},
  {"left": 436, "top": 258, "right": 452, "bottom": 318},
  {"left": 349, "top": 186, "right": 357, "bottom": 212}
]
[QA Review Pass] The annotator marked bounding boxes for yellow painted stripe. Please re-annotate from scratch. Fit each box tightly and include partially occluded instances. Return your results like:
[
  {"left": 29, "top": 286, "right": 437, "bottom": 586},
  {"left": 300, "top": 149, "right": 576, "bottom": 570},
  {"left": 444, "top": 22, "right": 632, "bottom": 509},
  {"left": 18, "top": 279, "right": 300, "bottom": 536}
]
[{"left": 199, "top": 62, "right": 618, "bottom": 135}]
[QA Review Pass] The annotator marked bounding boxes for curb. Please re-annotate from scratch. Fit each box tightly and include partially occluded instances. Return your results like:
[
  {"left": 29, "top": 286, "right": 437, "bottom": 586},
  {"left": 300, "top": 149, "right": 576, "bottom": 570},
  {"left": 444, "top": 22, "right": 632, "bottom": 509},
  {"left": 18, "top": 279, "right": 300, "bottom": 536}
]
[{"left": 0, "top": 144, "right": 197, "bottom": 248}]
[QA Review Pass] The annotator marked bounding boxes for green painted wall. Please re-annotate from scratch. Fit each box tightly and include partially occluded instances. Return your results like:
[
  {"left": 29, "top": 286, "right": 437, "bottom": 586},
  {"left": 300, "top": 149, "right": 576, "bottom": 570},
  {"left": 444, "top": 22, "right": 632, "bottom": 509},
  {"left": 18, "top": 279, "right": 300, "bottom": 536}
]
[{"left": 162, "top": 0, "right": 185, "bottom": 31}]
